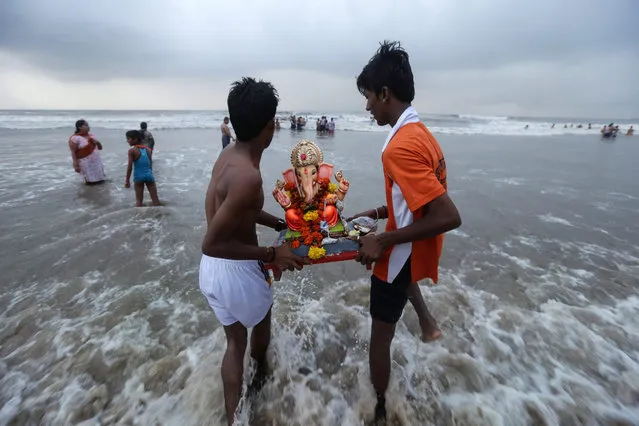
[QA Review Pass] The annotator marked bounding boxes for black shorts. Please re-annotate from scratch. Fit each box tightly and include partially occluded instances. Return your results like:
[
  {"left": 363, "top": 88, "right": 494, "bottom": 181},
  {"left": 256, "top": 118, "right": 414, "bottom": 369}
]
[{"left": 370, "top": 257, "right": 412, "bottom": 324}]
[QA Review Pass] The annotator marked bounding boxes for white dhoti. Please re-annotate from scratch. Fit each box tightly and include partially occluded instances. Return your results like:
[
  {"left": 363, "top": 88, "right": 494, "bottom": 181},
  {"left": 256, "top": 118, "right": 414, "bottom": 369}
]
[{"left": 199, "top": 255, "right": 273, "bottom": 328}]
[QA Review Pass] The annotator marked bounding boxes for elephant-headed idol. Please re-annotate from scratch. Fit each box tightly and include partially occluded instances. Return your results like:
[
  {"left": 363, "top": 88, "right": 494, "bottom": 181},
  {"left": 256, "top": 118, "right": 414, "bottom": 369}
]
[{"left": 272, "top": 139, "right": 350, "bottom": 247}]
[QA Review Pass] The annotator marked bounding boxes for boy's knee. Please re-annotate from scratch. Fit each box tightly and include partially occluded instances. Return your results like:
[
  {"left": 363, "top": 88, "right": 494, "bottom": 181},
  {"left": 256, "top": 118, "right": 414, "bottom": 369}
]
[
  {"left": 371, "top": 320, "right": 396, "bottom": 345},
  {"left": 226, "top": 332, "right": 248, "bottom": 354},
  {"left": 228, "top": 333, "right": 247, "bottom": 349}
]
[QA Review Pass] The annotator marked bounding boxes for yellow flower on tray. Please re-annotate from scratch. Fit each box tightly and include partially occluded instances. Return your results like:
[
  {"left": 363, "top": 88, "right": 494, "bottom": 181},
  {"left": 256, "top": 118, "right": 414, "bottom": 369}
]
[
  {"left": 328, "top": 183, "right": 338, "bottom": 193},
  {"left": 308, "top": 246, "right": 326, "bottom": 259},
  {"left": 303, "top": 210, "right": 319, "bottom": 222}
]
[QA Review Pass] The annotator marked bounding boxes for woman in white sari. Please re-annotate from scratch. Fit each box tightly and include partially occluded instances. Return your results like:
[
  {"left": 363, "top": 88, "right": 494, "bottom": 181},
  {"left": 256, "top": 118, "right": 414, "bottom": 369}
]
[{"left": 68, "top": 119, "right": 106, "bottom": 184}]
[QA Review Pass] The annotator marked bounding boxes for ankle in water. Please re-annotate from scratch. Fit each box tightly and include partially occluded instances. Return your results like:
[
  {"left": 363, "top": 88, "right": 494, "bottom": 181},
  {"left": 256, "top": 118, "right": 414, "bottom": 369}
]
[{"left": 374, "top": 393, "right": 387, "bottom": 421}]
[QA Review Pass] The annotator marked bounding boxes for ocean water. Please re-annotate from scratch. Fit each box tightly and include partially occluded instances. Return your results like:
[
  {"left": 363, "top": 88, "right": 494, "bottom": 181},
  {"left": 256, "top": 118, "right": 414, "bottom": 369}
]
[
  {"left": 0, "top": 109, "right": 636, "bottom": 137},
  {"left": 1, "top": 125, "right": 639, "bottom": 425}
]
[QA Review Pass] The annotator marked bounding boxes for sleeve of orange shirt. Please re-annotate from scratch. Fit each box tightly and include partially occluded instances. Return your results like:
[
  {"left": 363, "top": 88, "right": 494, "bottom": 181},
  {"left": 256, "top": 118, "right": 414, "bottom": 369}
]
[{"left": 385, "top": 139, "right": 446, "bottom": 213}]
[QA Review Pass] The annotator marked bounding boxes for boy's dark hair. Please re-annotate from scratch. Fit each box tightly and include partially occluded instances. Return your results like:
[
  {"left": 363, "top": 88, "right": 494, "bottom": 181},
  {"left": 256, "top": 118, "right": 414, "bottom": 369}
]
[
  {"left": 356, "top": 40, "right": 415, "bottom": 103},
  {"left": 227, "top": 77, "right": 279, "bottom": 141},
  {"left": 126, "top": 130, "right": 141, "bottom": 141}
]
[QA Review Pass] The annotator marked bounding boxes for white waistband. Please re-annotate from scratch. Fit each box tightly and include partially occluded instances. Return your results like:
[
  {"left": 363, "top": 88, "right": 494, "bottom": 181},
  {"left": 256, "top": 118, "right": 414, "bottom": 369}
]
[{"left": 201, "top": 253, "right": 260, "bottom": 265}]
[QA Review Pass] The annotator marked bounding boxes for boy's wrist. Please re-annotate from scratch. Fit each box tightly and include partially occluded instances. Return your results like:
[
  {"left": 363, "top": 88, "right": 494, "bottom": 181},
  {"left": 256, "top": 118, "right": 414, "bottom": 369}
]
[
  {"left": 274, "top": 219, "right": 287, "bottom": 231},
  {"left": 375, "top": 206, "right": 388, "bottom": 219}
]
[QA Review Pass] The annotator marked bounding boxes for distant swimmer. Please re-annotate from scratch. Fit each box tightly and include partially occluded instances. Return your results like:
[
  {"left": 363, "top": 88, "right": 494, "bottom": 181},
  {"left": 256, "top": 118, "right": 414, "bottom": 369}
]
[
  {"left": 588, "top": 123, "right": 592, "bottom": 130},
  {"left": 627, "top": 126, "right": 634, "bottom": 136},
  {"left": 328, "top": 117, "right": 335, "bottom": 133},
  {"left": 524, "top": 124, "right": 529, "bottom": 129},
  {"left": 551, "top": 124, "right": 555, "bottom": 129},
  {"left": 221, "top": 116, "right": 236, "bottom": 149},
  {"left": 601, "top": 123, "right": 617, "bottom": 138},
  {"left": 564, "top": 124, "right": 568, "bottom": 128},
  {"left": 320, "top": 115, "right": 328, "bottom": 131},
  {"left": 577, "top": 124, "right": 583, "bottom": 128},
  {"left": 275, "top": 118, "right": 280, "bottom": 130}
]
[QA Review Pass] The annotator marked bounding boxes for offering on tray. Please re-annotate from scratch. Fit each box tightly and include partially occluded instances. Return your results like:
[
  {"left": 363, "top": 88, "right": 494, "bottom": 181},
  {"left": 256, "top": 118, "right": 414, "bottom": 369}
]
[
  {"left": 271, "top": 139, "right": 351, "bottom": 260},
  {"left": 266, "top": 139, "right": 372, "bottom": 280}
]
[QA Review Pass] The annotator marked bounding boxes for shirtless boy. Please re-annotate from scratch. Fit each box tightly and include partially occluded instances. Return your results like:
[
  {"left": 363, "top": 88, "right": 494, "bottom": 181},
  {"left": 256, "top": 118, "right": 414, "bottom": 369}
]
[{"left": 199, "top": 77, "right": 308, "bottom": 425}]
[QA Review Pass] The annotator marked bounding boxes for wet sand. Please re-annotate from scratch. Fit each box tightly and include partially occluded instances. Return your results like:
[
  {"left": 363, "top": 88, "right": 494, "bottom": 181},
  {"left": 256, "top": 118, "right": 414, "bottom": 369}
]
[{"left": 1, "top": 127, "right": 638, "bottom": 425}]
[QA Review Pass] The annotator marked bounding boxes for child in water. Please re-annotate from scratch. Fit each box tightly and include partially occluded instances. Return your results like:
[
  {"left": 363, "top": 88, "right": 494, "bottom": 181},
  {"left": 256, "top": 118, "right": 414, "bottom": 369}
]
[{"left": 124, "top": 130, "right": 161, "bottom": 206}]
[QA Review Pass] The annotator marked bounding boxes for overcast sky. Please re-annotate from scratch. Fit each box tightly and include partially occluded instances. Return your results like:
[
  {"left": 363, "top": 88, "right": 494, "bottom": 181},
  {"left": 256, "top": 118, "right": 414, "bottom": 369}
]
[{"left": 0, "top": 0, "right": 637, "bottom": 118}]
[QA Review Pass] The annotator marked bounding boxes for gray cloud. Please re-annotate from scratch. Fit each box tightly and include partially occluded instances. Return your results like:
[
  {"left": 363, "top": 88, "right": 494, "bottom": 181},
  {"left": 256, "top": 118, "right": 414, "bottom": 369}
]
[{"left": 0, "top": 0, "right": 638, "bottom": 116}]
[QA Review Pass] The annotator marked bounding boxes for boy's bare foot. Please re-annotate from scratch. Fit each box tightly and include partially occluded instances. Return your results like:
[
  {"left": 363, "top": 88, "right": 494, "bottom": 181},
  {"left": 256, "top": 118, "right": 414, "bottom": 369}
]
[
  {"left": 152, "top": 201, "right": 162, "bottom": 206},
  {"left": 422, "top": 328, "right": 442, "bottom": 342},
  {"left": 135, "top": 202, "right": 143, "bottom": 207},
  {"left": 420, "top": 318, "right": 442, "bottom": 342},
  {"left": 374, "top": 395, "right": 387, "bottom": 425},
  {"left": 247, "top": 361, "right": 268, "bottom": 398}
]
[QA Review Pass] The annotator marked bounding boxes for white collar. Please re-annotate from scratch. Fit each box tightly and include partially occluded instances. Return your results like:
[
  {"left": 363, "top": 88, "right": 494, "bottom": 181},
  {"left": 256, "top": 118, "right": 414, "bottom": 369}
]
[{"left": 381, "top": 106, "right": 420, "bottom": 152}]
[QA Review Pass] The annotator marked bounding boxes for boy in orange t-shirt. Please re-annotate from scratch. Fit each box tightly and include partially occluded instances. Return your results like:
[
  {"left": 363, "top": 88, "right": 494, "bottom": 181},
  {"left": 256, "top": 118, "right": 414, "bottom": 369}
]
[{"left": 350, "top": 41, "right": 462, "bottom": 423}]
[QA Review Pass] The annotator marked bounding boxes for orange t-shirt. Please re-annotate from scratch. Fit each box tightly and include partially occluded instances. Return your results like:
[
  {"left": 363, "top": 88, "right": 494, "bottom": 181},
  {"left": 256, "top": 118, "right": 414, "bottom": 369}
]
[{"left": 373, "top": 122, "right": 448, "bottom": 284}]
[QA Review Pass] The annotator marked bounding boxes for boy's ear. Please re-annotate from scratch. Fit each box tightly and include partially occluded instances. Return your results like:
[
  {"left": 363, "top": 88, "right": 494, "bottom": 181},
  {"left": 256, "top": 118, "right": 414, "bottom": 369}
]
[{"left": 380, "top": 87, "right": 389, "bottom": 103}]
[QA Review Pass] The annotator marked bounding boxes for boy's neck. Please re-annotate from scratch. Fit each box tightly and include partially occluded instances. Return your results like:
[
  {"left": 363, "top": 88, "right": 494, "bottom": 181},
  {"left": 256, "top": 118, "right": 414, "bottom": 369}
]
[
  {"left": 388, "top": 103, "right": 412, "bottom": 127},
  {"left": 235, "top": 141, "right": 264, "bottom": 166}
]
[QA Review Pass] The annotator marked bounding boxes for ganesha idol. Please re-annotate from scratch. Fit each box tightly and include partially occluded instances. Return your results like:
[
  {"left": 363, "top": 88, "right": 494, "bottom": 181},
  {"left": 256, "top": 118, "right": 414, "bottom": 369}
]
[{"left": 272, "top": 140, "right": 350, "bottom": 248}]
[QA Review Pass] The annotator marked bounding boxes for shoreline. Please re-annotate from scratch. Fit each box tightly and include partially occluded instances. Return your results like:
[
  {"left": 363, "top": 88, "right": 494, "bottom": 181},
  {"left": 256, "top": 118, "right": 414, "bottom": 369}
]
[
  {"left": 1, "top": 109, "right": 635, "bottom": 137},
  {"left": 1, "top": 126, "right": 632, "bottom": 138}
]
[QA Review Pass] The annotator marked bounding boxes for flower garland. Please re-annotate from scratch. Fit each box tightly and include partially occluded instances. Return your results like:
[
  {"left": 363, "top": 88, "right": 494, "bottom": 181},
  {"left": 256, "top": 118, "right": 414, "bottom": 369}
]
[{"left": 284, "top": 178, "right": 337, "bottom": 259}]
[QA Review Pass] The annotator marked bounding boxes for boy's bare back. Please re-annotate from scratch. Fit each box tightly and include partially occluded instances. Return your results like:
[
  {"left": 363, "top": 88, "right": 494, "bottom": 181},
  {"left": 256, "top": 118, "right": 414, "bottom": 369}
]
[{"left": 202, "top": 147, "right": 265, "bottom": 256}]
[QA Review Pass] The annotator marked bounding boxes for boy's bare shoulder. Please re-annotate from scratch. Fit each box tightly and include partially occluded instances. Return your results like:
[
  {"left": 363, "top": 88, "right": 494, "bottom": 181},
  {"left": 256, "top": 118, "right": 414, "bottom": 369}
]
[
  {"left": 212, "top": 156, "right": 261, "bottom": 193},
  {"left": 228, "top": 164, "right": 262, "bottom": 189}
]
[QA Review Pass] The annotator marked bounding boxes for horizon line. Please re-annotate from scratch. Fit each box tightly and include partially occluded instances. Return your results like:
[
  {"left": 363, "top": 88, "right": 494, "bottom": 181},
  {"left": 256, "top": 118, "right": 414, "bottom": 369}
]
[{"left": 0, "top": 108, "right": 636, "bottom": 122}]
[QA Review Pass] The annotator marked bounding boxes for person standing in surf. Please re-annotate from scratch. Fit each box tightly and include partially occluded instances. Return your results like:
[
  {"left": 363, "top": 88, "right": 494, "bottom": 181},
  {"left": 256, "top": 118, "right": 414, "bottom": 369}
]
[
  {"left": 139, "top": 122, "right": 156, "bottom": 150},
  {"left": 124, "top": 130, "right": 161, "bottom": 207},
  {"left": 349, "top": 41, "right": 462, "bottom": 423},
  {"left": 328, "top": 117, "right": 336, "bottom": 133},
  {"left": 199, "top": 77, "right": 308, "bottom": 425},
  {"left": 68, "top": 119, "right": 106, "bottom": 185},
  {"left": 221, "top": 116, "right": 235, "bottom": 149}
]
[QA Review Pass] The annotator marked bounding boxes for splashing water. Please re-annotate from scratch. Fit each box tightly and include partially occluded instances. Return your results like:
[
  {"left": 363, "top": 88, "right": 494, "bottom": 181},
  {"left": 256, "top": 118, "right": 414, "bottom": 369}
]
[{"left": 1, "top": 128, "right": 639, "bottom": 425}]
